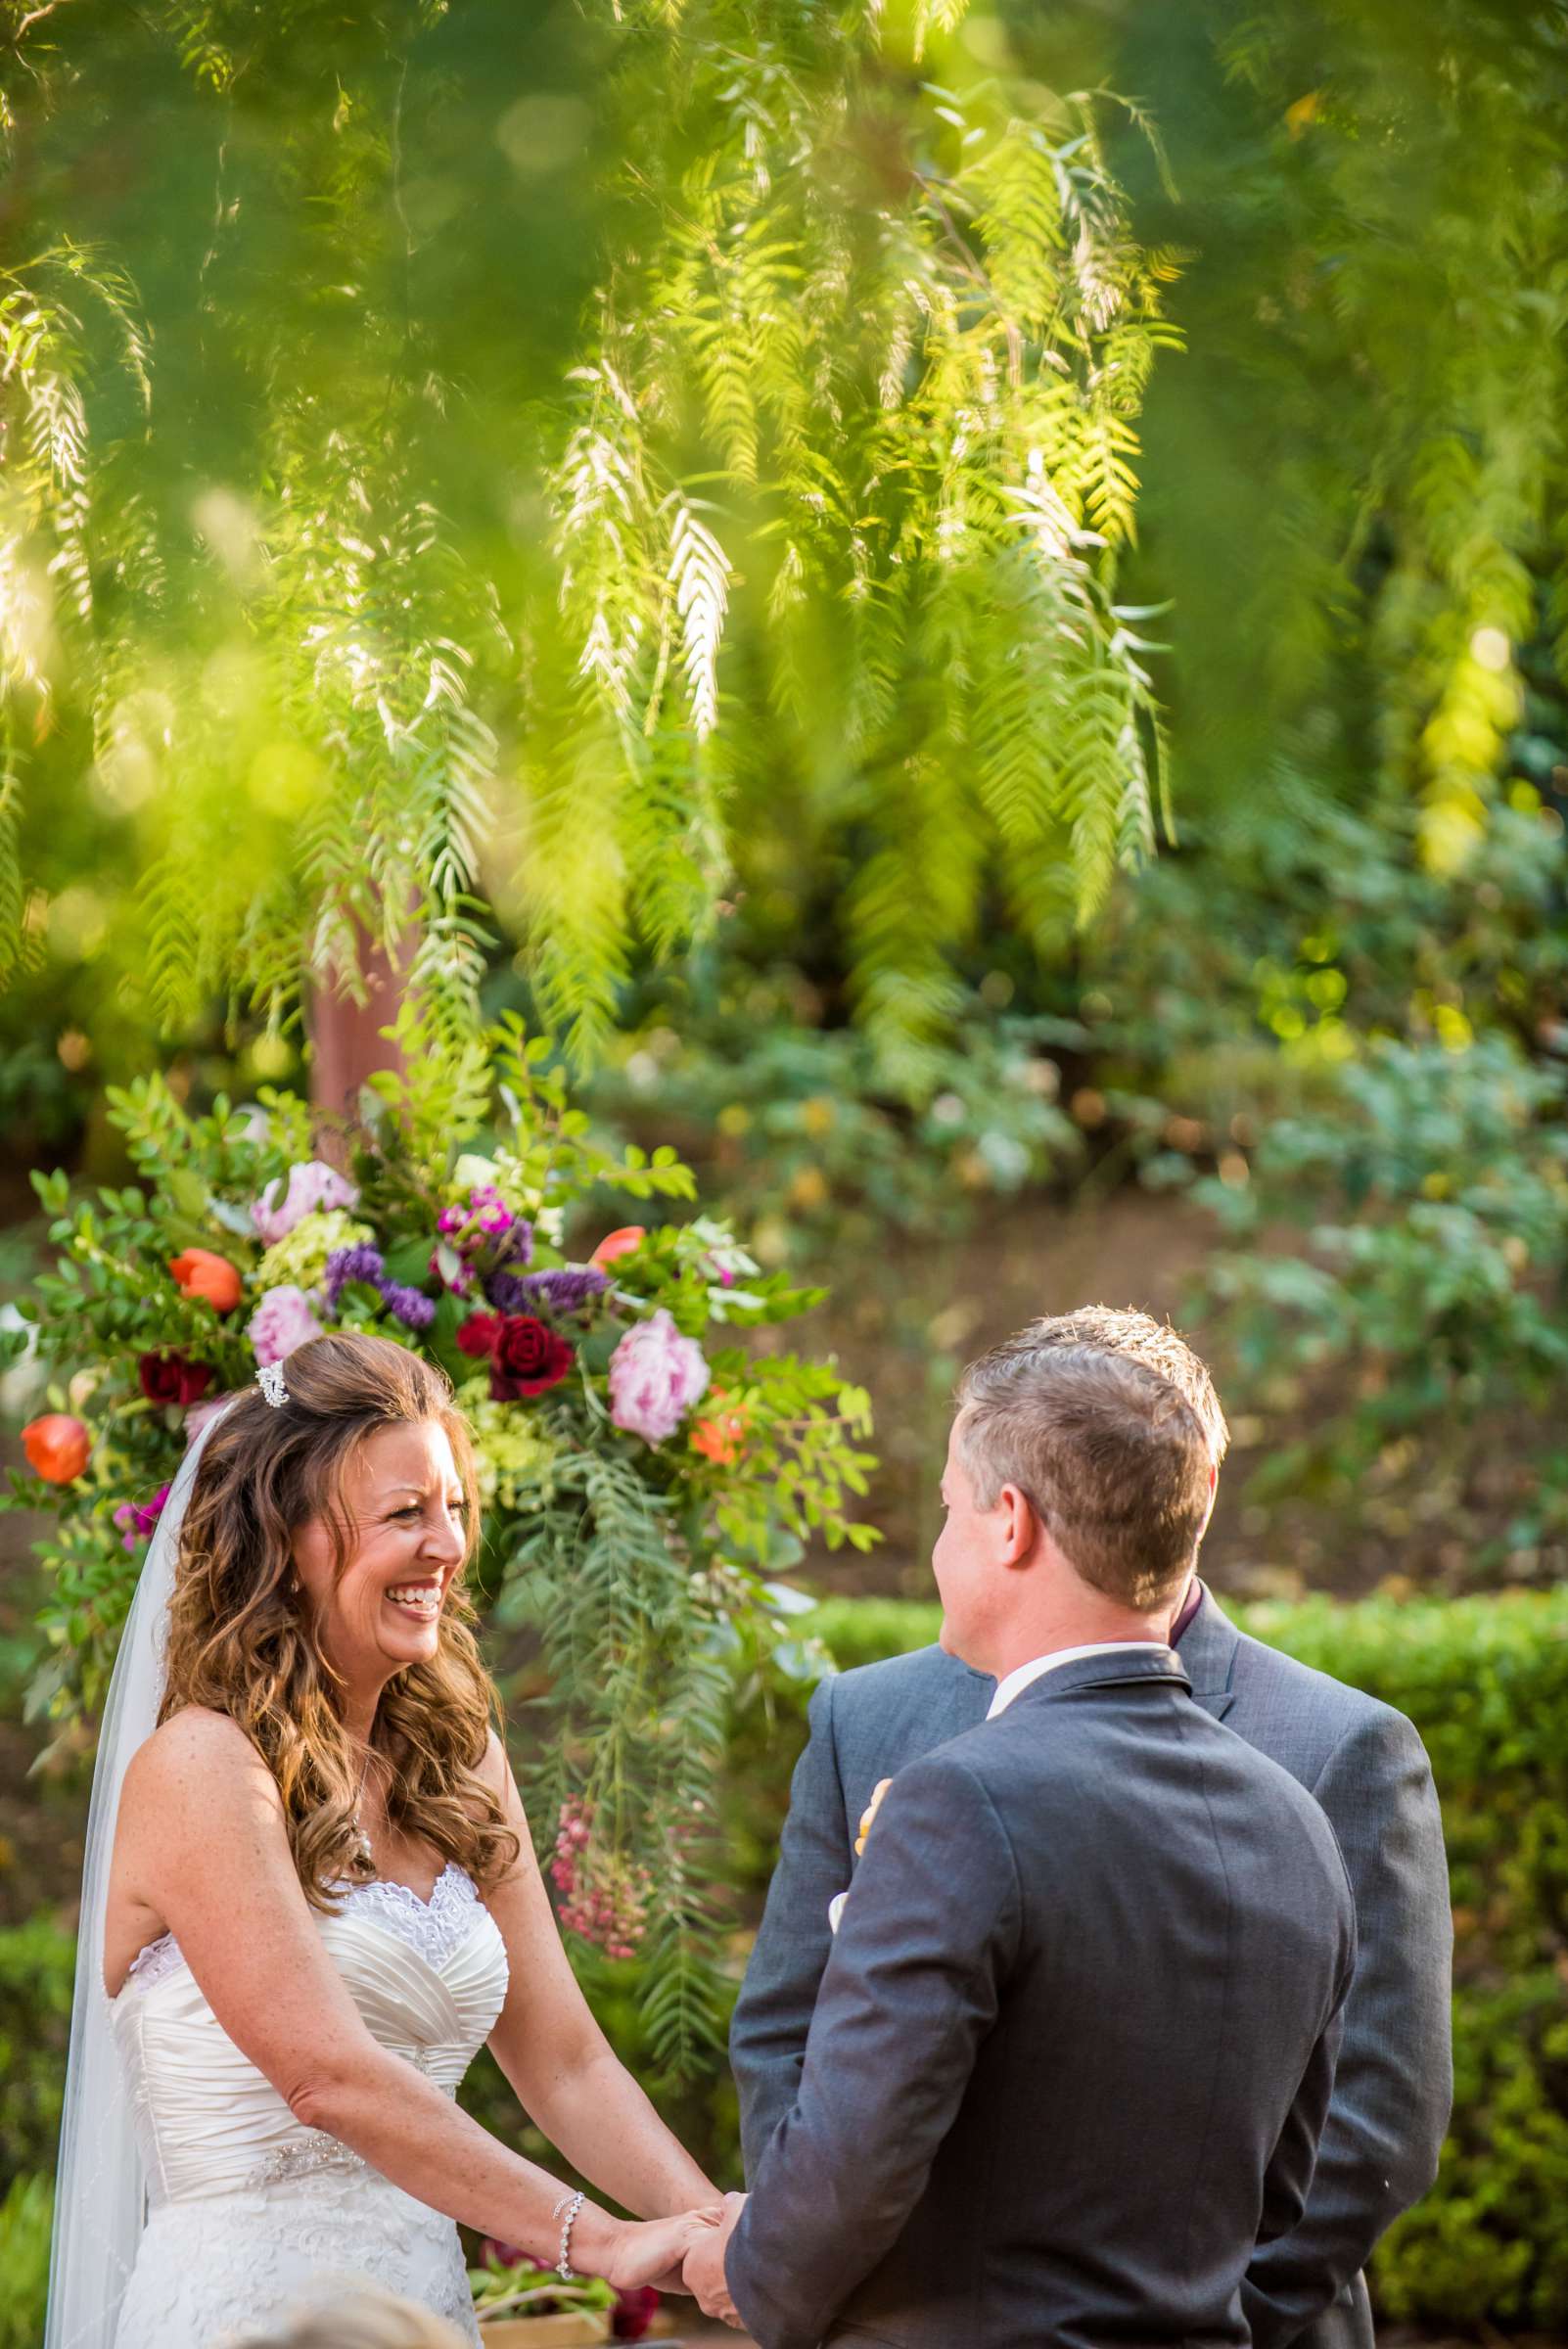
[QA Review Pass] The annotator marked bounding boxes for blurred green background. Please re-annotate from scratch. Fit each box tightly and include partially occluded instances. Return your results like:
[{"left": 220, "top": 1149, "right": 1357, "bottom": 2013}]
[{"left": 4, "top": 0, "right": 1567, "bottom": 2338}]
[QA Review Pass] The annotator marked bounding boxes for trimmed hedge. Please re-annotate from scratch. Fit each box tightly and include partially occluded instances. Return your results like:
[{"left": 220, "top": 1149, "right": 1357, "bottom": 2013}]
[{"left": 797, "top": 1588, "right": 1568, "bottom": 2333}]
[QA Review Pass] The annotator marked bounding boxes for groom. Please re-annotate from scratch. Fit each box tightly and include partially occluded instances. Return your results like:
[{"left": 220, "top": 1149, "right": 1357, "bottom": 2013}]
[
  {"left": 687, "top": 1328, "right": 1358, "bottom": 2345},
  {"left": 729, "top": 1310, "right": 1453, "bottom": 2349}
]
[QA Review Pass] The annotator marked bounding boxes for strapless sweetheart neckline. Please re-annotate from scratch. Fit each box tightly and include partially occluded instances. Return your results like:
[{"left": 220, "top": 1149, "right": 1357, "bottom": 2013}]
[{"left": 115, "top": 1860, "right": 478, "bottom": 1999}]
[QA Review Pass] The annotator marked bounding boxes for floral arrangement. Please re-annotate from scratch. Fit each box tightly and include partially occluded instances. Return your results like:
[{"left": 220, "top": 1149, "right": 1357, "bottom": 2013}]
[{"left": 3, "top": 1013, "right": 875, "bottom": 2066}]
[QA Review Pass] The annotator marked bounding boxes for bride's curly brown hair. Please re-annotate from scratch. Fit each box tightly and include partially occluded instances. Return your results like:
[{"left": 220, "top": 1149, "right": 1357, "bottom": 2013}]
[{"left": 160, "top": 1331, "right": 519, "bottom": 1907}]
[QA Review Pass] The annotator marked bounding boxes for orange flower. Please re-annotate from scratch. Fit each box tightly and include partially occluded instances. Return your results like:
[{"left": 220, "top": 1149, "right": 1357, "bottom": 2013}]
[
  {"left": 589, "top": 1225, "right": 646, "bottom": 1268},
  {"left": 691, "top": 1393, "right": 749, "bottom": 1465},
  {"left": 168, "top": 1247, "right": 243, "bottom": 1313},
  {"left": 22, "top": 1413, "right": 92, "bottom": 1484}
]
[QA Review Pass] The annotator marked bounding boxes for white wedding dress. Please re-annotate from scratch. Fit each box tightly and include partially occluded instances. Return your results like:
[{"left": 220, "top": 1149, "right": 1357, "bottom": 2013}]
[
  {"left": 46, "top": 1409, "right": 521, "bottom": 2349},
  {"left": 108, "top": 1862, "right": 508, "bottom": 2348}
]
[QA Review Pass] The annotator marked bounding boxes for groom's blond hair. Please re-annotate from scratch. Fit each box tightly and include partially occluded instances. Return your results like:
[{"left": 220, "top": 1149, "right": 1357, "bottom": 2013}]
[{"left": 955, "top": 1311, "right": 1220, "bottom": 1610}]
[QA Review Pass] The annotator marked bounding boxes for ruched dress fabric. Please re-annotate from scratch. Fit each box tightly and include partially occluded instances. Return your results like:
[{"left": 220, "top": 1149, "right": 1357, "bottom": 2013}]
[{"left": 107, "top": 1865, "right": 508, "bottom": 2349}]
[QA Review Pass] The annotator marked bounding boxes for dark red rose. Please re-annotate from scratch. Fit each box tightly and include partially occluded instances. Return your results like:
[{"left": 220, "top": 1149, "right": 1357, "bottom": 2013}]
[
  {"left": 490, "top": 1313, "right": 574, "bottom": 1400},
  {"left": 138, "top": 1351, "right": 214, "bottom": 1408},
  {"left": 455, "top": 1312, "right": 502, "bottom": 1358},
  {"left": 613, "top": 2286, "right": 660, "bottom": 2341}
]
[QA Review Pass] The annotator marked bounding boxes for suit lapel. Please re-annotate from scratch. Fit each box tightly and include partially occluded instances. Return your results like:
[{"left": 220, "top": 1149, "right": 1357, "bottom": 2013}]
[{"left": 1176, "top": 1584, "right": 1240, "bottom": 1722}]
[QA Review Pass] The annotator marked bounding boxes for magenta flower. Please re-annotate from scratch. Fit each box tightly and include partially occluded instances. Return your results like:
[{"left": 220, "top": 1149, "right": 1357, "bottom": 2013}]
[
  {"left": 607, "top": 1311, "right": 710, "bottom": 1445},
  {"left": 112, "top": 1482, "right": 172, "bottom": 1553},
  {"left": 251, "top": 1160, "right": 359, "bottom": 1245}
]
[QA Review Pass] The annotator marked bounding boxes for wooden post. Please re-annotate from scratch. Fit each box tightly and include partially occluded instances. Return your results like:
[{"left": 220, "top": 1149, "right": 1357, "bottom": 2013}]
[{"left": 306, "top": 920, "right": 416, "bottom": 1149}]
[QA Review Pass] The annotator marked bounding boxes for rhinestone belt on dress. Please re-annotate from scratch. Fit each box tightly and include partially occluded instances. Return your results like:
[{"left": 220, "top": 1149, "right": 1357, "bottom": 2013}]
[{"left": 247, "top": 2046, "right": 452, "bottom": 2188}]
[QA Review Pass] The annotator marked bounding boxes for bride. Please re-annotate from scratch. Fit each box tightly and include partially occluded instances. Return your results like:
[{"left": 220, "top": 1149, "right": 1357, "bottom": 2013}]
[{"left": 48, "top": 1331, "right": 722, "bottom": 2349}]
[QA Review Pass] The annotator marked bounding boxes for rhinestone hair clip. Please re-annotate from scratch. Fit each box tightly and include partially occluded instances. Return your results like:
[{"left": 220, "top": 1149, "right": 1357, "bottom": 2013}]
[{"left": 258, "top": 1363, "right": 290, "bottom": 1408}]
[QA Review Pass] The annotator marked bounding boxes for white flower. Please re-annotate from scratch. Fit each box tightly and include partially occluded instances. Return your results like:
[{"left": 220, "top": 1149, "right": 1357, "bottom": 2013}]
[
  {"left": 452, "top": 1152, "right": 500, "bottom": 1191},
  {"left": 607, "top": 1310, "right": 710, "bottom": 1445}
]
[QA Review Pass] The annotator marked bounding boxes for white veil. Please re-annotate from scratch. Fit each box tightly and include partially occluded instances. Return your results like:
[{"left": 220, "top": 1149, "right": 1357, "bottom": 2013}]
[{"left": 45, "top": 1406, "right": 233, "bottom": 2349}]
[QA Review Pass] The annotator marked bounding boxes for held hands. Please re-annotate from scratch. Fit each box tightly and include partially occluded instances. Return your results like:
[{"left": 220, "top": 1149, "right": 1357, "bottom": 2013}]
[
  {"left": 682, "top": 2190, "right": 748, "bottom": 2328},
  {"left": 593, "top": 2203, "right": 725, "bottom": 2297}
]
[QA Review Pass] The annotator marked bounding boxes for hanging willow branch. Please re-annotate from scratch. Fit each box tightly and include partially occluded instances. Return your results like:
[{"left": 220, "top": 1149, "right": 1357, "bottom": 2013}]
[{"left": 0, "top": 0, "right": 1182, "bottom": 1080}]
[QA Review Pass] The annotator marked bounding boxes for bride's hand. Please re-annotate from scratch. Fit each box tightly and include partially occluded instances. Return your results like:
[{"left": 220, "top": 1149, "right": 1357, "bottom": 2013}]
[{"left": 590, "top": 2204, "right": 724, "bottom": 2295}]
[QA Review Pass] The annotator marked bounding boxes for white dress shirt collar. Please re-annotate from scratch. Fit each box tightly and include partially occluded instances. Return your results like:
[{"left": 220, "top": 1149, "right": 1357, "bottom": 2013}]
[{"left": 987, "top": 1641, "right": 1170, "bottom": 1720}]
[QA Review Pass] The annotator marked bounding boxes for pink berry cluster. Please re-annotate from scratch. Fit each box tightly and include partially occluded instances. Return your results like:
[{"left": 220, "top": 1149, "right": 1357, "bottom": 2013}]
[{"left": 550, "top": 1800, "right": 654, "bottom": 1960}]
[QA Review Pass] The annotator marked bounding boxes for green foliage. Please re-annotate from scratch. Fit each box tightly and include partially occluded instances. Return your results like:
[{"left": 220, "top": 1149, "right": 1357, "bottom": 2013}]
[
  {"left": 1183, "top": 1034, "right": 1568, "bottom": 1573},
  {"left": 1, "top": 0, "right": 1180, "bottom": 1085},
  {"left": 1092, "top": 0, "right": 1568, "bottom": 871},
  {"left": 468, "top": 2248, "right": 614, "bottom": 2324},
  {"left": 0, "top": 1914, "right": 74, "bottom": 2190},
  {"left": 587, "top": 1005, "right": 1083, "bottom": 1263},
  {"left": 531, "top": 7, "right": 1183, "bottom": 1074},
  {"left": 0, "top": 2173, "right": 53, "bottom": 2349},
  {"left": 1374, "top": 1974, "right": 1568, "bottom": 2333}
]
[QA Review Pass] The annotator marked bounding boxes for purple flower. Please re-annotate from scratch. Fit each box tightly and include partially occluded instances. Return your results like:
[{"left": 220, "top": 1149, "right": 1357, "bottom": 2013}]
[
  {"left": 252, "top": 1160, "right": 359, "bottom": 1246},
  {"left": 324, "top": 1245, "right": 387, "bottom": 1310},
  {"left": 383, "top": 1283, "right": 437, "bottom": 1330},
  {"left": 325, "top": 1245, "right": 438, "bottom": 1332},
  {"left": 484, "top": 1267, "right": 531, "bottom": 1314},
  {"left": 248, "top": 1284, "right": 325, "bottom": 1366},
  {"left": 506, "top": 1267, "right": 611, "bottom": 1315},
  {"left": 493, "top": 1218, "right": 533, "bottom": 1268},
  {"left": 608, "top": 1311, "right": 710, "bottom": 1445}
]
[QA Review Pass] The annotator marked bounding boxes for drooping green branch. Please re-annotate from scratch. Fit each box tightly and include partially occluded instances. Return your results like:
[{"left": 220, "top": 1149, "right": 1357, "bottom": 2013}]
[{"left": 1, "top": 0, "right": 1182, "bottom": 1082}]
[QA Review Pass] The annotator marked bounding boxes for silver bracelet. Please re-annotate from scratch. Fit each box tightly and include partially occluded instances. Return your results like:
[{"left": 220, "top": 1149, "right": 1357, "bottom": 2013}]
[{"left": 551, "top": 2188, "right": 585, "bottom": 2280}]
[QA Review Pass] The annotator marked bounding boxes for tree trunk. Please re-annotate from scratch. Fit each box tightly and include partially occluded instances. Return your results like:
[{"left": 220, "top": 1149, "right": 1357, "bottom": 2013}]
[{"left": 306, "top": 920, "right": 416, "bottom": 1146}]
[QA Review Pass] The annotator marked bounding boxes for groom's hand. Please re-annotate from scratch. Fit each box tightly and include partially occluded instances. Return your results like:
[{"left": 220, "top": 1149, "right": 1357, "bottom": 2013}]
[{"left": 681, "top": 2189, "right": 747, "bottom": 2327}]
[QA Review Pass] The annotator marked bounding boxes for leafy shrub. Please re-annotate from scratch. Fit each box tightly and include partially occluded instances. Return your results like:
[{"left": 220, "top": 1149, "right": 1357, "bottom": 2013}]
[
  {"left": 1183, "top": 1035, "right": 1568, "bottom": 1585},
  {"left": 0, "top": 1915, "right": 73, "bottom": 2189},
  {"left": 587, "top": 1006, "right": 1082, "bottom": 1264},
  {"left": 0, "top": 2174, "right": 52, "bottom": 2349}
]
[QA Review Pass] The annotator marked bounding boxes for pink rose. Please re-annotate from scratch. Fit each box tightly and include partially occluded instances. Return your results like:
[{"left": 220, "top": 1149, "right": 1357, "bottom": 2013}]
[
  {"left": 607, "top": 1310, "right": 709, "bottom": 1445},
  {"left": 252, "top": 1160, "right": 359, "bottom": 1245},
  {"left": 248, "top": 1284, "right": 325, "bottom": 1366}
]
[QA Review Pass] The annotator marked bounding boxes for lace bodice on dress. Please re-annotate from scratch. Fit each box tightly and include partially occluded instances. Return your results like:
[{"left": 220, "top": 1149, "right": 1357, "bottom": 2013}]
[{"left": 106, "top": 1865, "right": 508, "bottom": 2349}]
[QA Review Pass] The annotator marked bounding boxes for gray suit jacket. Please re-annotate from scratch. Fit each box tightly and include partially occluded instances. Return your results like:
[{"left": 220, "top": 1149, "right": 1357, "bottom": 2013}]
[
  {"left": 731, "top": 1589, "right": 1453, "bottom": 2349},
  {"left": 727, "top": 1647, "right": 1358, "bottom": 2349}
]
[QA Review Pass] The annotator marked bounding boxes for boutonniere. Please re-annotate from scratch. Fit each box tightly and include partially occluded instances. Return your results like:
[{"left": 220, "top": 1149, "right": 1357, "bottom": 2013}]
[
  {"left": 828, "top": 1777, "right": 895, "bottom": 1935},
  {"left": 855, "top": 1776, "right": 894, "bottom": 1858}
]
